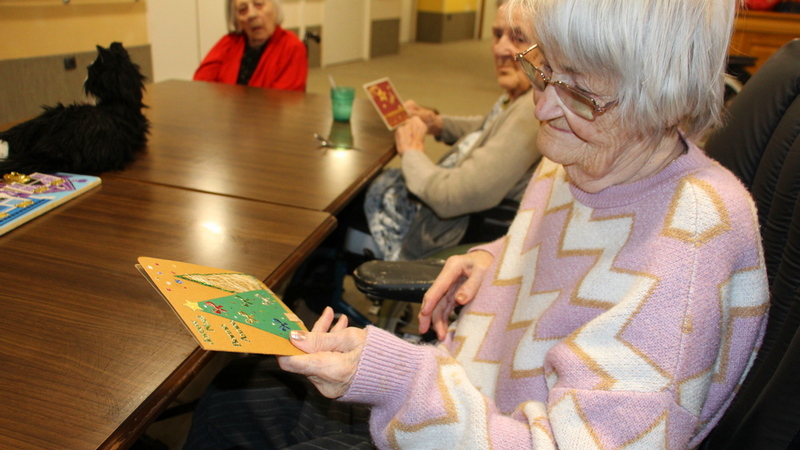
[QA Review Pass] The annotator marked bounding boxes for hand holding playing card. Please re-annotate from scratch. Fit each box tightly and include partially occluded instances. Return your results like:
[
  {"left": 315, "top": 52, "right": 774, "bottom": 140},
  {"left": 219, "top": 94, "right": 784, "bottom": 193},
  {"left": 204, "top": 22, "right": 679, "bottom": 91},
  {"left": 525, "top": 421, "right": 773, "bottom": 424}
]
[
  {"left": 403, "top": 100, "right": 443, "bottom": 137},
  {"left": 394, "top": 116, "right": 428, "bottom": 155}
]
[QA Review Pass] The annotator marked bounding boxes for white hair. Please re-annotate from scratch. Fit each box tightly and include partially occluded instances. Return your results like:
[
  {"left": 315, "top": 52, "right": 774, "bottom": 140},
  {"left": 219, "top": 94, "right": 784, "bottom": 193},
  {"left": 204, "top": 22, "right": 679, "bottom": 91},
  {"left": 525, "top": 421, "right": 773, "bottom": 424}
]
[
  {"left": 227, "top": 0, "right": 284, "bottom": 33},
  {"left": 510, "top": 0, "right": 738, "bottom": 139}
]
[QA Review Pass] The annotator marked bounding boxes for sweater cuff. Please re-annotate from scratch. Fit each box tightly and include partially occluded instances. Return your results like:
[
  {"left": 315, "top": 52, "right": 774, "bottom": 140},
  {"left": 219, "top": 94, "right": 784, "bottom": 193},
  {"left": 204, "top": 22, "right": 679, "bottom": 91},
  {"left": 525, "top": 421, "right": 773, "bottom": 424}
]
[
  {"left": 471, "top": 239, "right": 504, "bottom": 258},
  {"left": 340, "top": 326, "right": 428, "bottom": 406}
]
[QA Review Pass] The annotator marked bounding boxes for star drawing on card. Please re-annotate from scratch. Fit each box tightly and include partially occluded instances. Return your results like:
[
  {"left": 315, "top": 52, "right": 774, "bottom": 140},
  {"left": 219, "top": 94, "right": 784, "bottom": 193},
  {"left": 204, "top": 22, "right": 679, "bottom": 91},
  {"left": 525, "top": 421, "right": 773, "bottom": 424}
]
[{"left": 184, "top": 300, "right": 202, "bottom": 311}]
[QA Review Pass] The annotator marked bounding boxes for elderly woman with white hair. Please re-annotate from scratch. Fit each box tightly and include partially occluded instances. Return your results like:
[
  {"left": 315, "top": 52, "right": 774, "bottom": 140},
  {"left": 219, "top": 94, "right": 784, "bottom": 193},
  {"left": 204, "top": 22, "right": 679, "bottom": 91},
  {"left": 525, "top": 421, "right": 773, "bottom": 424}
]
[
  {"left": 279, "top": 0, "right": 769, "bottom": 448},
  {"left": 194, "top": 0, "right": 307, "bottom": 91}
]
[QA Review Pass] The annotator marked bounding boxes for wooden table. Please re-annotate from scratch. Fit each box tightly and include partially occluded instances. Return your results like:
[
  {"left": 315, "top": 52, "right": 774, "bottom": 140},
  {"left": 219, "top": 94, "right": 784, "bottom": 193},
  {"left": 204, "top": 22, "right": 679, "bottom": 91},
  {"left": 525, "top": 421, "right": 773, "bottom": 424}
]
[
  {"left": 732, "top": 10, "right": 800, "bottom": 73},
  {"left": 0, "top": 177, "right": 335, "bottom": 449},
  {"left": 111, "top": 80, "right": 396, "bottom": 214}
]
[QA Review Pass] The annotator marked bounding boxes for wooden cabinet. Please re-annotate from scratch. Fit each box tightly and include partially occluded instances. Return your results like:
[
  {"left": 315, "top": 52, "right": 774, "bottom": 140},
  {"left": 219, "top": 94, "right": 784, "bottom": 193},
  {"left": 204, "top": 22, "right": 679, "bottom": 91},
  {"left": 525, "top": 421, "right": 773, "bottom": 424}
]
[{"left": 731, "top": 10, "right": 800, "bottom": 73}]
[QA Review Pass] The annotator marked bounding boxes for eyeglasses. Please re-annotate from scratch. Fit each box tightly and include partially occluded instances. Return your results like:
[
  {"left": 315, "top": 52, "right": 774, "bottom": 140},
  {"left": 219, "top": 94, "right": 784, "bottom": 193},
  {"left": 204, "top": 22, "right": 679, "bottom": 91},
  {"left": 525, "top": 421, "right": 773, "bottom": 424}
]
[{"left": 515, "top": 44, "right": 617, "bottom": 121}]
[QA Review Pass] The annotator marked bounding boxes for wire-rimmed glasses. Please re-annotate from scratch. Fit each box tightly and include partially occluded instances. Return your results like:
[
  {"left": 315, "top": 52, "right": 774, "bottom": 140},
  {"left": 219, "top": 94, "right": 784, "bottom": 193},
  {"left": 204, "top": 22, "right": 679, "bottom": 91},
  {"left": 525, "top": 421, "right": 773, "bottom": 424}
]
[{"left": 516, "top": 44, "right": 617, "bottom": 121}]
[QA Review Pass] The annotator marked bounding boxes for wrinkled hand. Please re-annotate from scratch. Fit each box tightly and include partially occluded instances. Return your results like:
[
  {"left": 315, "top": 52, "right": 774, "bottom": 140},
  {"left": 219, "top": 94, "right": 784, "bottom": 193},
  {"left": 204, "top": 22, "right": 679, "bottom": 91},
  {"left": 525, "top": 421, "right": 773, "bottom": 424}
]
[
  {"left": 418, "top": 250, "right": 494, "bottom": 340},
  {"left": 403, "top": 100, "right": 443, "bottom": 136},
  {"left": 278, "top": 307, "right": 366, "bottom": 398},
  {"left": 394, "top": 116, "right": 429, "bottom": 155}
]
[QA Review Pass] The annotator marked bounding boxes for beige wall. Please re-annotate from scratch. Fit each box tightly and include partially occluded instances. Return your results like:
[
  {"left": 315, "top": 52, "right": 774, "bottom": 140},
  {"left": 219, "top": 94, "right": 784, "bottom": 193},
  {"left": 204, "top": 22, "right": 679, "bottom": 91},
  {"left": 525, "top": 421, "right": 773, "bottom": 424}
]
[
  {"left": 0, "top": 1, "right": 149, "bottom": 61},
  {"left": 0, "top": 44, "right": 153, "bottom": 124},
  {"left": 148, "top": 0, "right": 202, "bottom": 82},
  {"left": 371, "top": 0, "right": 401, "bottom": 20},
  {"left": 0, "top": 1, "right": 151, "bottom": 124},
  {"left": 0, "top": 0, "right": 407, "bottom": 72},
  {"left": 0, "top": 0, "right": 407, "bottom": 123}
]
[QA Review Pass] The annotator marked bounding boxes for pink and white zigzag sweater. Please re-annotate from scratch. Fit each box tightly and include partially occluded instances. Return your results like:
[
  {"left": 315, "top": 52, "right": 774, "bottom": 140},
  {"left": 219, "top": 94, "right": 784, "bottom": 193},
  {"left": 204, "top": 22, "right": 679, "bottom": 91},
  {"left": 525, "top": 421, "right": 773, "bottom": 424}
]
[{"left": 341, "top": 143, "right": 769, "bottom": 449}]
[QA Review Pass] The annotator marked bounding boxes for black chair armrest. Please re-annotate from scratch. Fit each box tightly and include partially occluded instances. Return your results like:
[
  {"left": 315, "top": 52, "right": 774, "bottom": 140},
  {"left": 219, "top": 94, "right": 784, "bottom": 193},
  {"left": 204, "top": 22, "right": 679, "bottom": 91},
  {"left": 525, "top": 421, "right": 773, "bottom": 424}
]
[{"left": 353, "top": 259, "right": 445, "bottom": 303}]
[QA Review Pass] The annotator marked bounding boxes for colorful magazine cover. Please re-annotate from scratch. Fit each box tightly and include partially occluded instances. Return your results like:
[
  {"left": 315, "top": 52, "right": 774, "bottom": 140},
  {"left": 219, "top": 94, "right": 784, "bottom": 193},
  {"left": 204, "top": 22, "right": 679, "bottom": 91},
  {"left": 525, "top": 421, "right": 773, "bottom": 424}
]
[{"left": 0, "top": 172, "right": 101, "bottom": 236}]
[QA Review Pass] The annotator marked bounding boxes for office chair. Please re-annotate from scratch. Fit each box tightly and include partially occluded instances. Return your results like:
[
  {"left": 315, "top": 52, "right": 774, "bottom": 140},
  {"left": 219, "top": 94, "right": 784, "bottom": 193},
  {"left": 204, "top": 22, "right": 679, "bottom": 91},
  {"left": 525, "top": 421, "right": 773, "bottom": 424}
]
[
  {"left": 699, "top": 38, "right": 800, "bottom": 450},
  {"left": 345, "top": 199, "right": 515, "bottom": 332},
  {"left": 355, "top": 39, "right": 800, "bottom": 447},
  {"left": 348, "top": 198, "right": 519, "bottom": 333},
  {"left": 302, "top": 30, "right": 321, "bottom": 70}
]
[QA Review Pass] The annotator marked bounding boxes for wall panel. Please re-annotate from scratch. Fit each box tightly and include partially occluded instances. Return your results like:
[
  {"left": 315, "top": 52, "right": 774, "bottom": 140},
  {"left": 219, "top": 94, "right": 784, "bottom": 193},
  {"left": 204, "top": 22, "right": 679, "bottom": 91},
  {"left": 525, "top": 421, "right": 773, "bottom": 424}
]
[{"left": 0, "top": 45, "right": 152, "bottom": 124}]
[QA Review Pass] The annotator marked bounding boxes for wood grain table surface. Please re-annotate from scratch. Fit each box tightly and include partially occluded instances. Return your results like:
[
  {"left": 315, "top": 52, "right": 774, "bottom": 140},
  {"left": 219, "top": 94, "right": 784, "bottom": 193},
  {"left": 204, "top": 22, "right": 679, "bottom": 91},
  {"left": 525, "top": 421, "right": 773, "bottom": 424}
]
[
  {"left": 0, "top": 177, "right": 335, "bottom": 449},
  {"left": 109, "top": 80, "right": 397, "bottom": 214}
]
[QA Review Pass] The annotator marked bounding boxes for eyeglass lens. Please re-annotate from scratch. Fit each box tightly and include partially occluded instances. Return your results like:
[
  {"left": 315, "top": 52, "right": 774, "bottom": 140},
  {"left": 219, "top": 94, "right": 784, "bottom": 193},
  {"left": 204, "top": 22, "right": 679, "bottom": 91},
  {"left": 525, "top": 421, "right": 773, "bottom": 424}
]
[{"left": 518, "top": 48, "right": 597, "bottom": 120}]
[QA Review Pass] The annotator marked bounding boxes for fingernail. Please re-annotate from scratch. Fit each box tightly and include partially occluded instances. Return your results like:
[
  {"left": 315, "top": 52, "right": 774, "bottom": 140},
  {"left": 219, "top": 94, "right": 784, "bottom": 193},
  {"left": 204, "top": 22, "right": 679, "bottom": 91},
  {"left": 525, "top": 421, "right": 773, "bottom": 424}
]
[{"left": 290, "top": 330, "right": 307, "bottom": 341}]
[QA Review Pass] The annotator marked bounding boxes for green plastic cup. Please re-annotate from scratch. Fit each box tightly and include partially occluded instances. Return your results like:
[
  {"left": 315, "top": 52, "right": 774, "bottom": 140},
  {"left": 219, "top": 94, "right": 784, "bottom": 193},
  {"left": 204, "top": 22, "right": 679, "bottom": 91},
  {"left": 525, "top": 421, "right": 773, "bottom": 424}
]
[{"left": 331, "top": 86, "right": 355, "bottom": 122}]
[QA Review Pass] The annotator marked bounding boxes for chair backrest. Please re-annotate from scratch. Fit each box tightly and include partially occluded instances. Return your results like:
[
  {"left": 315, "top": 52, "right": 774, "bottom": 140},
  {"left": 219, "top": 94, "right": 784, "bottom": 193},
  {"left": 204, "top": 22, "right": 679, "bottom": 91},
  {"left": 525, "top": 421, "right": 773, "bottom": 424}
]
[
  {"left": 700, "top": 39, "right": 800, "bottom": 450},
  {"left": 461, "top": 197, "right": 521, "bottom": 244}
]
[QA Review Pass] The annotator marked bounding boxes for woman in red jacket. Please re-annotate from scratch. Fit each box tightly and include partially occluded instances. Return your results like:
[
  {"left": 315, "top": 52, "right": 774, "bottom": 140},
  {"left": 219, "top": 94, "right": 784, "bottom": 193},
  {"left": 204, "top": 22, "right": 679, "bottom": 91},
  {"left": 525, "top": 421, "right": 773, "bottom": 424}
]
[{"left": 194, "top": 0, "right": 308, "bottom": 92}]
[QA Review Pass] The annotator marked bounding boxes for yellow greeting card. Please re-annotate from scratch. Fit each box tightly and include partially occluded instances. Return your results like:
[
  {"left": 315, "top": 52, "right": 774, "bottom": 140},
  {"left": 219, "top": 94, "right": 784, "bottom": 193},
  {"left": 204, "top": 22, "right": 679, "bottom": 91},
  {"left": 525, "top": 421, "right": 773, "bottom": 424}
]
[{"left": 137, "top": 257, "right": 307, "bottom": 355}]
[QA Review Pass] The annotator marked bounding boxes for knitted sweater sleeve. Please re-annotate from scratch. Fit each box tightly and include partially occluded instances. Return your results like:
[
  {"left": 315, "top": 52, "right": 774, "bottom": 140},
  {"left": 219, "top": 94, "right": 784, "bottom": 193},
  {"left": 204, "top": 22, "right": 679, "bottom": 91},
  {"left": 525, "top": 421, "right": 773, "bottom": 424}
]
[
  {"left": 438, "top": 115, "right": 484, "bottom": 145},
  {"left": 340, "top": 240, "right": 535, "bottom": 449},
  {"left": 340, "top": 327, "right": 536, "bottom": 448},
  {"left": 401, "top": 97, "right": 540, "bottom": 219}
]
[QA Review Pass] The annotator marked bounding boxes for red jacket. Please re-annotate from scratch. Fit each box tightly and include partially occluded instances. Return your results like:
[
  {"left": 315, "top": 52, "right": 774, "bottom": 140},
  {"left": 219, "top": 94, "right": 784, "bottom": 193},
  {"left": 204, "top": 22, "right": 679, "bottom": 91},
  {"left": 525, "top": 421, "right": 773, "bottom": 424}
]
[{"left": 194, "top": 27, "right": 307, "bottom": 92}]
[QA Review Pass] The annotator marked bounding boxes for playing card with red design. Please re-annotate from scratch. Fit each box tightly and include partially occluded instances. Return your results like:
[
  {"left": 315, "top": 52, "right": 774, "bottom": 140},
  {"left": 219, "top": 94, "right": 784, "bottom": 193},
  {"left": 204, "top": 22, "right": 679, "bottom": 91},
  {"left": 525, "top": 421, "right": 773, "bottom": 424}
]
[{"left": 363, "top": 77, "right": 410, "bottom": 130}]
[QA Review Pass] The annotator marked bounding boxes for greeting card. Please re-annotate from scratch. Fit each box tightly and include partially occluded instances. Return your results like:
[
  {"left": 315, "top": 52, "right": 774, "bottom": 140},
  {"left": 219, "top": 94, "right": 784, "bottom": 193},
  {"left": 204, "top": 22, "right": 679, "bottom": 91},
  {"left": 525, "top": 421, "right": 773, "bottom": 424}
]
[{"left": 137, "top": 257, "right": 307, "bottom": 355}]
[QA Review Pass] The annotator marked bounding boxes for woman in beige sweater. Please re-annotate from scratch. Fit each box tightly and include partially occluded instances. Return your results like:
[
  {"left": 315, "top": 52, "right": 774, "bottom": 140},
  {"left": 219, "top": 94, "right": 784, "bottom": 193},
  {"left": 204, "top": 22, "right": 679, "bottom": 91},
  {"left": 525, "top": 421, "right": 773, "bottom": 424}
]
[{"left": 365, "top": 0, "right": 542, "bottom": 260}]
